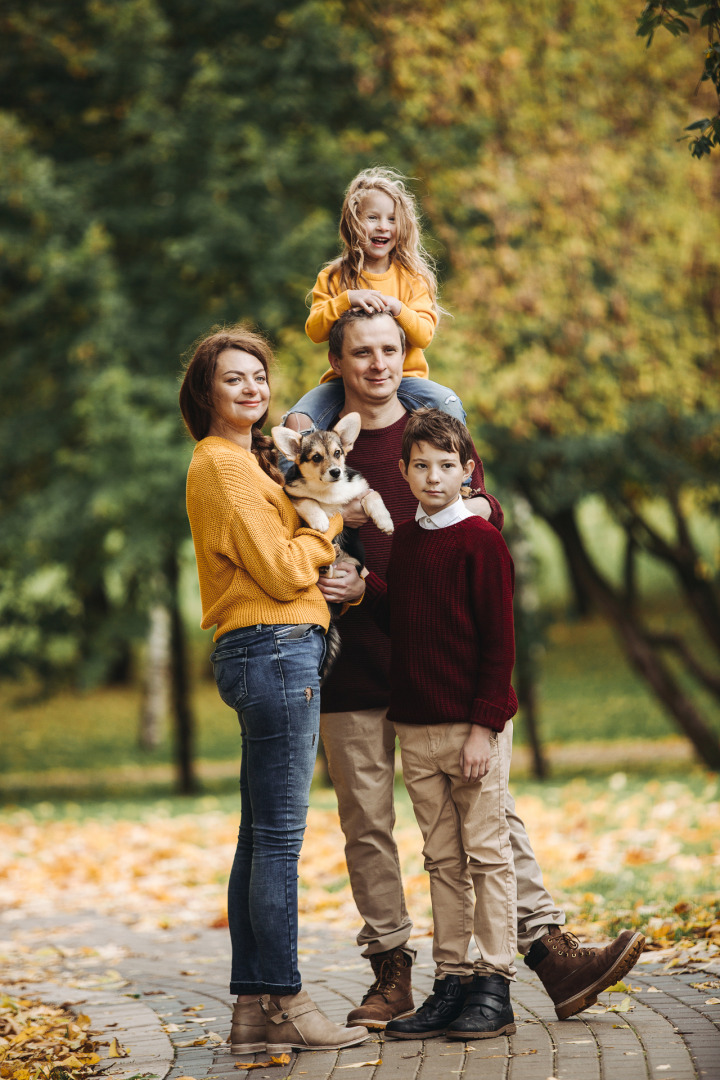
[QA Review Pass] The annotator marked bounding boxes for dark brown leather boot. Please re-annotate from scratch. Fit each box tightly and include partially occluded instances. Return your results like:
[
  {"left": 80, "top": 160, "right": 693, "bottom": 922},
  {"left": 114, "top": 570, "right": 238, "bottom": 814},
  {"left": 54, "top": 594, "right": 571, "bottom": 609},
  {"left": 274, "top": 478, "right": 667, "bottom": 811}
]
[
  {"left": 525, "top": 927, "right": 645, "bottom": 1019},
  {"left": 346, "top": 948, "right": 414, "bottom": 1029}
]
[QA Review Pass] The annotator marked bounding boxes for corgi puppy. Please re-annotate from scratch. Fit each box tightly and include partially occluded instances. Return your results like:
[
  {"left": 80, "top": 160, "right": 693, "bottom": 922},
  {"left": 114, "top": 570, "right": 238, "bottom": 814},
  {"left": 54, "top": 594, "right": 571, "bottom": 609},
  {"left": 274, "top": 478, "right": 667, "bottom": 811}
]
[
  {"left": 271, "top": 413, "right": 394, "bottom": 682},
  {"left": 271, "top": 413, "right": 394, "bottom": 536}
]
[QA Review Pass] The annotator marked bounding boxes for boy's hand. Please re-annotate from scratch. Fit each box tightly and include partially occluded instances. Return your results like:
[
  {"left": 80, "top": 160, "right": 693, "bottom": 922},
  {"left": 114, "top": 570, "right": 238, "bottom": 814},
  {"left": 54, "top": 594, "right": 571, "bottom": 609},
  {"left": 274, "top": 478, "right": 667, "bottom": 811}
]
[
  {"left": 348, "top": 289, "right": 392, "bottom": 313},
  {"left": 460, "top": 725, "right": 494, "bottom": 783}
]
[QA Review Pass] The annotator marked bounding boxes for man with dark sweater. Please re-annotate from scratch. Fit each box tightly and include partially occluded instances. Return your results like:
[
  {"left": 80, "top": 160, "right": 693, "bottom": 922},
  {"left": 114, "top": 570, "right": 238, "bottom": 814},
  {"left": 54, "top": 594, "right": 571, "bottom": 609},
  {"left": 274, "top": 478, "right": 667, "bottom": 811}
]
[{"left": 286, "top": 308, "right": 644, "bottom": 1027}]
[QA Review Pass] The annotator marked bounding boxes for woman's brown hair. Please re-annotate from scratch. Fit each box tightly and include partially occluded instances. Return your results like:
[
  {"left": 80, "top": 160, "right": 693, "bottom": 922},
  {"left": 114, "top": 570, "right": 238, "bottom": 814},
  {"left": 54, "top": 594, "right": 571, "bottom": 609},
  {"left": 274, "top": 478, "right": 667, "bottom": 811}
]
[{"left": 179, "top": 324, "right": 283, "bottom": 484}]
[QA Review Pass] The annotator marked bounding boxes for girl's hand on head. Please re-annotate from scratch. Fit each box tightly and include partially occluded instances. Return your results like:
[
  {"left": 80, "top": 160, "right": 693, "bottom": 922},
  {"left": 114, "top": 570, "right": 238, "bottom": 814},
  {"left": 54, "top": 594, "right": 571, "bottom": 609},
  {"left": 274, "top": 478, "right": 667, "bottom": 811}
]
[
  {"left": 377, "top": 294, "right": 402, "bottom": 317},
  {"left": 460, "top": 725, "right": 493, "bottom": 783},
  {"left": 348, "top": 289, "right": 390, "bottom": 314}
]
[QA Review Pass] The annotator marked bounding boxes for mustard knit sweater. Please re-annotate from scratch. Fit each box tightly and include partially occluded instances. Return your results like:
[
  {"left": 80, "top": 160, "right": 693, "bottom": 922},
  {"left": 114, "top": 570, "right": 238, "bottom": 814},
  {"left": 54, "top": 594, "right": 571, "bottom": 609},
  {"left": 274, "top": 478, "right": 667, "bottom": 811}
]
[
  {"left": 186, "top": 437, "right": 342, "bottom": 640},
  {"left": 305, "top": 263, "right": 438, "bottom": 381}
]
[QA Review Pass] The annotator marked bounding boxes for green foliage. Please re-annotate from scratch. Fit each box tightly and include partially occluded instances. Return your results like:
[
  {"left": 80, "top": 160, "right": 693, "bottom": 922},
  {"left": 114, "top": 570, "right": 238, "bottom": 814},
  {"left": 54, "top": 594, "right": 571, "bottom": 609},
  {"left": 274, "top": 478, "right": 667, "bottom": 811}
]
[
  {"left": 0, "top": 0, "right": 388, "bottom": 685},
  {"left": 636, "top": 1, "right": 720, "bottom": 156}
]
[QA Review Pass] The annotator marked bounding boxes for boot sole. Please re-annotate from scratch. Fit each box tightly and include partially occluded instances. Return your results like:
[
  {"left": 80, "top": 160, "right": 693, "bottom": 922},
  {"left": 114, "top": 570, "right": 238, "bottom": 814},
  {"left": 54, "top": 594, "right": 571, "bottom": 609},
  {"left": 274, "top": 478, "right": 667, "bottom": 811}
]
[
  {"left": 267, "top": 1029, "right": 370, "bottom": 1053},
  {"left": 229, "top": 1041, "right": 265, "bottom": 1054},
  {"left": 347, "top": 1009, "right": 415, "bottom": 1030},
  {"left": 447, "top": 1022, "right": 516, "bottom": 1040},
  {"left": 383, "top": 1026, "right": 449, "bottom": 1040},
  {"left": 555, "top": 932, "right": 646, "bottom": 1020}
]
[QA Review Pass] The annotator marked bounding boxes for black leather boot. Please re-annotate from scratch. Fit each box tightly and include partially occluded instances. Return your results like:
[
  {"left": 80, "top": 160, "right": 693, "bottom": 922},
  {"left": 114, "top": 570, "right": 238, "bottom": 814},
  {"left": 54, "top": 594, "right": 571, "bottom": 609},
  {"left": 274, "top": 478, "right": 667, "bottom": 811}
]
[
  {"left": 446, "top": 974, "right": 516, "bottom": 1039},
  {"left": 384, "top": 975, "right": 467, "bottom": 1039}
]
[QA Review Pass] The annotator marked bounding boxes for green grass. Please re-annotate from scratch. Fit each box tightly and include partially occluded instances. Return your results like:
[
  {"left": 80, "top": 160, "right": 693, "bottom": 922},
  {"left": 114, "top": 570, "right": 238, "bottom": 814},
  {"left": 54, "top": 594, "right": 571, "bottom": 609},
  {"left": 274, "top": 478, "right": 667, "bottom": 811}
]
[{"left": 2, "top": 605, "right": 717, "bottom": 803}]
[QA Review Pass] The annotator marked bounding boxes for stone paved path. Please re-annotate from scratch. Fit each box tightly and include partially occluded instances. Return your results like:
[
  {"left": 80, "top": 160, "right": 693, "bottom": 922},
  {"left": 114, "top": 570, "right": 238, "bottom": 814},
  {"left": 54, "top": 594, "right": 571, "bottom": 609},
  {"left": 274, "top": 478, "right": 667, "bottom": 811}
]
[{"left": 3, "top": 911, "right": 718, "bottom": 1080}]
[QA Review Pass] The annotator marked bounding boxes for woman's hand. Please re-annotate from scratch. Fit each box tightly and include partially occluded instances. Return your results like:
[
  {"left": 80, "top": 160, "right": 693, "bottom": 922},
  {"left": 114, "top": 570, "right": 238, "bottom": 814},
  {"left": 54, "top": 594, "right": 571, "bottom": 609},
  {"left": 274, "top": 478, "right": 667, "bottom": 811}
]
[
  {"left": 341, "top": 496, "right": 370, "bottom": 529},
  {"left": 460, "top": 725, "right": 493, "bottom": 783},
  {"left": 348, "top": 289, "right": 392, "bottom": 313},
  {"left": 317, "top": 563, "right": 365, "bottom": 604}
]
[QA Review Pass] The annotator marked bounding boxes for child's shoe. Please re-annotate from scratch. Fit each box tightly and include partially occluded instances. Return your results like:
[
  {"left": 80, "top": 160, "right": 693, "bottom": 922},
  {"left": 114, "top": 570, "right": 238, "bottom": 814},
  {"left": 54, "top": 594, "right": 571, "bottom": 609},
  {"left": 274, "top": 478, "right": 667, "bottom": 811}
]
[
  {"left": 446, "top": 974, "right": 516, "bottom": 1039},
  {"left": 384, "top": 975, "right": 466, "bottom": 1039},
  {"left": 228, "top": 996, "right": 266, "bottom": 1053},
  {"left": 263, "top": 990, "right": 369, "bottom": 1052},
  {"left": 524, "top": 927, "right": 645, "bottom": 1019}
]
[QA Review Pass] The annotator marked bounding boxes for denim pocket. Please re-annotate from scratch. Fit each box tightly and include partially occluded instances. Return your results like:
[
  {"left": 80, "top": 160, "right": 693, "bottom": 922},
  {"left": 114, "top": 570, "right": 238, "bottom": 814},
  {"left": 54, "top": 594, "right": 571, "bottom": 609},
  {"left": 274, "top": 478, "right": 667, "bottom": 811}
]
[
  {"left": 210, "top": 647, "right": 248, "bottom": 711},
  {"left": 273, "top": 624, "right": 317, "bottom": 641}
]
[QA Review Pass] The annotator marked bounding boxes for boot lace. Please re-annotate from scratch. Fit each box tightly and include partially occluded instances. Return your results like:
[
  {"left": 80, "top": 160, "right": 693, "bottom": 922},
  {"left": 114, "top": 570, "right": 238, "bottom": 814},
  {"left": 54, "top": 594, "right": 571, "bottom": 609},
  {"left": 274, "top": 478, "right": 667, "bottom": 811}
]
[
  {"left": 361, "top": 955, "right": 401, "bottom": 1004},
  {"left": 551, "top": 931, "right": 594, "bottom": 959}
]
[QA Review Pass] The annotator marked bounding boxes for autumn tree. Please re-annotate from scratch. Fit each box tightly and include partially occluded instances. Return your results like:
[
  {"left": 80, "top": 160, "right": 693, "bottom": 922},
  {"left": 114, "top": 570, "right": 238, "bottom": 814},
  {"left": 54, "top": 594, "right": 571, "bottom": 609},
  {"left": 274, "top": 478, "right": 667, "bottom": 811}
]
[
  {"left": 0, "top": 0, "right": 389, "bottom": 790},
  {"left": 637, "top": 1, "right": 720, "bottom": 157},
  {"left": 352, "top": 0, "right": 720, "bottom": 767}
]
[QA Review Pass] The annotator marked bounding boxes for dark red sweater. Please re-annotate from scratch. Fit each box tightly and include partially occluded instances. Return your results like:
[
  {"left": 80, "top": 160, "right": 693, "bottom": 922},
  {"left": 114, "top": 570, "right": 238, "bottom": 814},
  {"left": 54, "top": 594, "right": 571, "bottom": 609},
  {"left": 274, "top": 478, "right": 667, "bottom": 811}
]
[
  {"left": 320, "top": 413, "right": 504, "bottom": 713},
  {"left": 364, "top": 517, "right": 518, "bottom": 731}
]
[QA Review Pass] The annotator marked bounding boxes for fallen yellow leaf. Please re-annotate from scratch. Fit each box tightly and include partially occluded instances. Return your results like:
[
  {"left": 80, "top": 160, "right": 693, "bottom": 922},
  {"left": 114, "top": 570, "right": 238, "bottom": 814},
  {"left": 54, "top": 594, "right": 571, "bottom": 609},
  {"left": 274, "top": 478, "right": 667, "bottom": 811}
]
[
  {"left": 236, "top": 1055, "right": 292, "bottom": 1070},
  {"left": 108, "top": 1036, "right": 129, "bottom": 1057},
  {"left": 336, "top": 1063, "right": 382, "bottom": 1070}
]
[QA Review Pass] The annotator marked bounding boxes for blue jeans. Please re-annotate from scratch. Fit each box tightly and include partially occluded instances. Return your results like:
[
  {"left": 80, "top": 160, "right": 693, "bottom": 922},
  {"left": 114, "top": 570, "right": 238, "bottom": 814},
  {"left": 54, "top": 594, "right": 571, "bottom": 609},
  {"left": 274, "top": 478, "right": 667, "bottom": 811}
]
[
  {"left": 284, "top": 375, "right": 466, "bottom": 430},
  {"left": 210, "top": 623, "right": 326, "bottom": 995}
]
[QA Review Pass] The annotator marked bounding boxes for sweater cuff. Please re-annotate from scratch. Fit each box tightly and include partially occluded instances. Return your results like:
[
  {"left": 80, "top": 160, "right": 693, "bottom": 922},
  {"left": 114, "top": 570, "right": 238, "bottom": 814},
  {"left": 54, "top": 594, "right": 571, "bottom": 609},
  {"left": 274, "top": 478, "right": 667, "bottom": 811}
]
[
  {"left": 363, "top": 570, "right": 386, "bottom": 601},
  {"left": 469, "top": 698, "right": 511, "bottom": 732}
]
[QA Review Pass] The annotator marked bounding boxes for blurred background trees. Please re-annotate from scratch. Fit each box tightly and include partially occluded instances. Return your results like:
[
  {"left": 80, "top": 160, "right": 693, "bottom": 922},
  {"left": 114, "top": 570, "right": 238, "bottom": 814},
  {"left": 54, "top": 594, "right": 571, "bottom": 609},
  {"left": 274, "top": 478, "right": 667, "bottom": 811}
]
[{"left": 1, "top": 0, "right": 718, "bottom": 789}]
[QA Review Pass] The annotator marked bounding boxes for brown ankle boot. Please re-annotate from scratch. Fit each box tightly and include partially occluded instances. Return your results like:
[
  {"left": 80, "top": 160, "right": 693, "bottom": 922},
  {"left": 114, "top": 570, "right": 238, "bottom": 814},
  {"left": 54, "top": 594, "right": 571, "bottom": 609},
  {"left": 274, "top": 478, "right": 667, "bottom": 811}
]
[
  {"left": 228, "top": 996, "right": 266, "bottom": 1053},
  {"left": 525, "top": 927, "right": 645, "bottom": 1019},
  {"left": 346, "top": 948, "right": 414, "bottom": 1029},
  {"left": 263, "top": 990, "right": 369, "bottom": 1052}
]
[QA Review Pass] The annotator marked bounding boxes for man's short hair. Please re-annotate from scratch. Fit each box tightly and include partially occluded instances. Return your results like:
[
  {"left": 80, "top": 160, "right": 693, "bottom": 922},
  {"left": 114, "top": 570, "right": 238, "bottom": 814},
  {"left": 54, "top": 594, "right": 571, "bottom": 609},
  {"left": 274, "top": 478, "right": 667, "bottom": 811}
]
[
  {"left": 328, "top": 308, "right": 406, "bottom": 359},
  {"left": 401, "top": 408, "right": 475, "bottom": 468}
]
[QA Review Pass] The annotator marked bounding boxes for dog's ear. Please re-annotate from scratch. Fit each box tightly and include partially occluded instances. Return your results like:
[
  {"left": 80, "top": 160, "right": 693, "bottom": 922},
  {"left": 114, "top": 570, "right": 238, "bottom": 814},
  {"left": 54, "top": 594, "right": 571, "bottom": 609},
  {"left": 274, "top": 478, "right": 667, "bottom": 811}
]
[
  {"left": 271, "top": 425, "right": 302, "bottom": 462},
  {"left": 333, "top": 412, "right": 362, "bottom": 452}
]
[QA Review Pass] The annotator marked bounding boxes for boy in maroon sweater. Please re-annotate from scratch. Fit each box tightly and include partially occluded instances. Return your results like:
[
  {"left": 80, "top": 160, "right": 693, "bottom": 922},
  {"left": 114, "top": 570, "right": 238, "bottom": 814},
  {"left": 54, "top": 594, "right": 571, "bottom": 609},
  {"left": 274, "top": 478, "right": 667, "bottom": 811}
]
[{"left": 364, "top": 409, "right": 519, "bottom": 1041}]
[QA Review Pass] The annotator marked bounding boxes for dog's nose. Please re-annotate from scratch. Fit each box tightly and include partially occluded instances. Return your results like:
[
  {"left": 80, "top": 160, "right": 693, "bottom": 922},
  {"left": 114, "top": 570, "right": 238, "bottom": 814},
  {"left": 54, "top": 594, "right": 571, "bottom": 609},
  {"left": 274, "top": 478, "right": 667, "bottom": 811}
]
[{"left": 329, "top": 468, "right": 341, "bottom": 479}]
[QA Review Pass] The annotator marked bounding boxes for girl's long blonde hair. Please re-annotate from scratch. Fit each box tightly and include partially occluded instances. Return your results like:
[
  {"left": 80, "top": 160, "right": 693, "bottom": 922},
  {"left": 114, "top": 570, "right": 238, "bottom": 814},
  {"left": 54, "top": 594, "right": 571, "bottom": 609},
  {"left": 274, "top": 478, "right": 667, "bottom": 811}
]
[{"left": 326, "top": 167, "right": 440, "bottom": 314}]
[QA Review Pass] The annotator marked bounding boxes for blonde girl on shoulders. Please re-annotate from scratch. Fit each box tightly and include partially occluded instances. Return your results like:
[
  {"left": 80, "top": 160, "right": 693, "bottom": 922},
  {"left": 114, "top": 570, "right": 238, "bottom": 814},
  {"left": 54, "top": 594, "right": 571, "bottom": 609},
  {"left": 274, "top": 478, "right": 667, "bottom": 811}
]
[{"left": 288, "top": 167, "right": 465, "bottom": 431}]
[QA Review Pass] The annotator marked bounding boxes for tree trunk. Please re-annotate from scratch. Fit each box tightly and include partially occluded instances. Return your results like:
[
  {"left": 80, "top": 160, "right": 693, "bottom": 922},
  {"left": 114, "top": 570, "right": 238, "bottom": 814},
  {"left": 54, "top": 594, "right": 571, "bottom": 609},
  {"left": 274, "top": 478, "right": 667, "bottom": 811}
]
[
  {"left": 515, "top": 651, "right": 547, "bottom": 780},
  {"left": 165, "top": 550, "right": 199, "bottom": 794},
  {"left": 507, "top": 495, "right": 548, "bottom": 779},
  {"left": 139, "top": 603, "right": 171, "bottom": 750},
  {"left": 548, "top": 507, "right": 720, "bottom": 771}
]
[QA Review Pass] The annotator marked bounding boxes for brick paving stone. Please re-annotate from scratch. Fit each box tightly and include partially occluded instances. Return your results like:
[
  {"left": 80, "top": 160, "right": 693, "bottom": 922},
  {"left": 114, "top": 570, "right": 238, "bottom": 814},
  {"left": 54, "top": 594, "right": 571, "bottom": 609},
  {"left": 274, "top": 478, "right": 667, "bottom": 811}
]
[
  {"left": 376, "top": 1039, "right": 424, "bottom": 1080},
  {"left": 4, "top": 912, "right": 720, "bottom": 1080}
]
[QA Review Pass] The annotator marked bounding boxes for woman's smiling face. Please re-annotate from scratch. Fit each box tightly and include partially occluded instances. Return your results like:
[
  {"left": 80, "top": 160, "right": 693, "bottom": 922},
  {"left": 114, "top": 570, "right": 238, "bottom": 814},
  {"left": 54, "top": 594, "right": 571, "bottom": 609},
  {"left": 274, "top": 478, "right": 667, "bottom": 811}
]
[{"left": 209, "top": 348, "right": 270, "bottom": 442}]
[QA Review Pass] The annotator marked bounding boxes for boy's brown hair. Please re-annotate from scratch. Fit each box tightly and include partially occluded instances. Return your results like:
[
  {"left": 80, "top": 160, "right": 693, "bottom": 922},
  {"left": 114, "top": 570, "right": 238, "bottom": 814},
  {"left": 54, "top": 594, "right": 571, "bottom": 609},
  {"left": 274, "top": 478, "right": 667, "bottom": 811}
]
[{"left": 400, "top": 408, "right": 475, "bottom": 468}]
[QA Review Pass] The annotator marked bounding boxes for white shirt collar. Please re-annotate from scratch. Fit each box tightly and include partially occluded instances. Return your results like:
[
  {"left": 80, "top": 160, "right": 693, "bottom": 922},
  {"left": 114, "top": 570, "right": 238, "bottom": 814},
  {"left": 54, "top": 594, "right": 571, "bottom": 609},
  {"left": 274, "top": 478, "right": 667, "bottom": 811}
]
[{"left": 415, "top": 495, "right": 474, "bottom": 530}]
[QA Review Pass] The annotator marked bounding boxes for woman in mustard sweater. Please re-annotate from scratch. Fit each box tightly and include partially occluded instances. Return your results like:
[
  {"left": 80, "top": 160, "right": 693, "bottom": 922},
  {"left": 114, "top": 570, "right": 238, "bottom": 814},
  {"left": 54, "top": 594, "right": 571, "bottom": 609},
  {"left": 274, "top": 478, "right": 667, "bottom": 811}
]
[{"left": 180, "top": 326, "right": 368, "bottom": 1056}]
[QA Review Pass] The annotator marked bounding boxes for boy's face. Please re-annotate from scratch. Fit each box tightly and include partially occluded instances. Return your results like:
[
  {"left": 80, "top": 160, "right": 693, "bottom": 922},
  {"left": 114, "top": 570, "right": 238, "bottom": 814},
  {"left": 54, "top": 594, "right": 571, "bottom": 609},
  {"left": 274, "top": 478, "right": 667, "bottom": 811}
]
[{"left": 399, "top": 441, "right": 474, "bottom": 517}]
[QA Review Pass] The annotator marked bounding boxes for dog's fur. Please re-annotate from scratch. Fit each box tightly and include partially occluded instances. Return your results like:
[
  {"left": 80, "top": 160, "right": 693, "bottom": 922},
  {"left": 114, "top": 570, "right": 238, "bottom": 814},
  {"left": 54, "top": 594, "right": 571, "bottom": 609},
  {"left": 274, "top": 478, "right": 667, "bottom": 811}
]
[
  {"left": 271, "top": 413, "right": 394, "bottom": 681},
  {"left": 271, "top": 413, "right": 394, "bottom": 535}
]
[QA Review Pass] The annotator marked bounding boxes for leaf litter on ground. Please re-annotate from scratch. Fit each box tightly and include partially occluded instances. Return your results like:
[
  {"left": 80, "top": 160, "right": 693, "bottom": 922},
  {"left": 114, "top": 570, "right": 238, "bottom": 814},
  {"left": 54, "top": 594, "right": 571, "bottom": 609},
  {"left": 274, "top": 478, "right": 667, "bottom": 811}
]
[
  {"left": 0, "top": 994, "right": 102, "bottom": 1080},
  {"left": 0, "top": 775, "right": 718, "bottom": 991}
]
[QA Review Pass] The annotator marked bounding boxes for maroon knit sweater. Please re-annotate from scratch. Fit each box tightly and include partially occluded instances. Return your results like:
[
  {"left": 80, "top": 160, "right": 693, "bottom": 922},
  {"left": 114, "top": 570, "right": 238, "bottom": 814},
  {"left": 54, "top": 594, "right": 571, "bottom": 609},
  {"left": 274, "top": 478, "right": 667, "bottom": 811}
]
[
  {"left": 364, "top": 517, "right": 518, "bottom": 731},
  {"left": 320, "top": 412, "right": 504, "bottom": 713}
]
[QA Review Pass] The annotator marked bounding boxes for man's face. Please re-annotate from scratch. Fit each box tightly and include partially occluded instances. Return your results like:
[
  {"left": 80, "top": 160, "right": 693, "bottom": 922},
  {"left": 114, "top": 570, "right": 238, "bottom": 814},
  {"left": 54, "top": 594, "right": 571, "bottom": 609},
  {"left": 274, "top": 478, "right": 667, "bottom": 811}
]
[{"left": 329, "top": 315, "right": 405, "bottom": 407}]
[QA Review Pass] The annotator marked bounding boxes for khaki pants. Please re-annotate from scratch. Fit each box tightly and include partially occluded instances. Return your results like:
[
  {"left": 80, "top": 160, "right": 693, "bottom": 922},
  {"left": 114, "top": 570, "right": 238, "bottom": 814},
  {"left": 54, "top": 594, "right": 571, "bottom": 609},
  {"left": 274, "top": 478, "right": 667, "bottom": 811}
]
[
  {"left": 395, "top": 720, "right": 516, "bottom": 979},
  {"left": 321, "top": 708, "right": 564, "bottom": 958}
]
